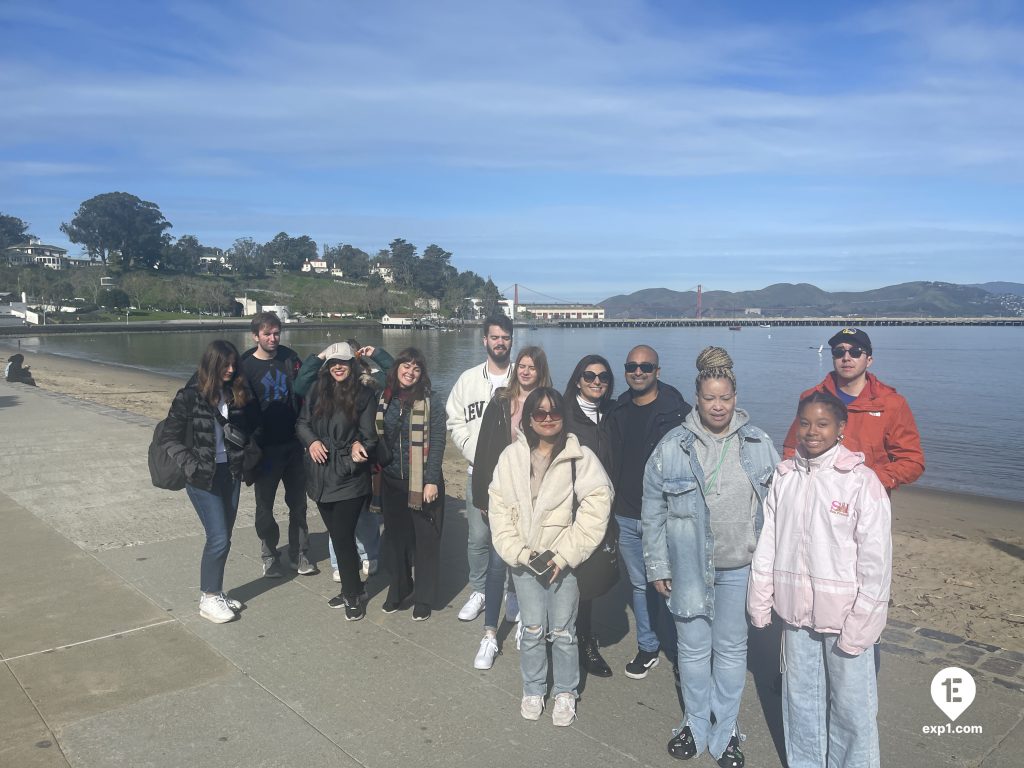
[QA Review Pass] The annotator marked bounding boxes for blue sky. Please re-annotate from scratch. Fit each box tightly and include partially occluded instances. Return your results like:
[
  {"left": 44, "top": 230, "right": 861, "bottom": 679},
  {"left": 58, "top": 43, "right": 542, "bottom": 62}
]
[{"left": 2, "top": 0, "right": 1022, "bottom": 301}]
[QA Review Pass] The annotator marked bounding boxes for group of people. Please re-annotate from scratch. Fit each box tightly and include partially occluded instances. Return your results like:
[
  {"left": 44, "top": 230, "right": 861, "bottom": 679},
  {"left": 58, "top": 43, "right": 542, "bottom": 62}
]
[
  {"left": 161, "top": 311, "right": 446, "bottom": 623},
  {"left": 159, "top": 312, "right": 924, "bottom": 768}
]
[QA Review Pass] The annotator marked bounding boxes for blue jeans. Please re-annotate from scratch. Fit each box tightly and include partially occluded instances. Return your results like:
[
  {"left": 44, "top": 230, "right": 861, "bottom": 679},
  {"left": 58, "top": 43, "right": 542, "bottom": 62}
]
[
  {"left": 782, "top": 625, "right": 880, "bottom": 768},
  {"left": 617, "top": 514, "right": 676, "bottom": 654},
  {"left": 329, "top": 498, "right": 381, "bottom": 569},
  {"left": 465, "top": 477, "right": 490, "bottom": 593},
  {"left": 483, "top": 516, "right": 518, "bottom": 630},
  {"left": 675, "top": 566, "right": 750, "bottom": 759},
  {"left": 511, "top": 568, "right": 580, "bottom": 698},
  {"left": 186, "top": 463, "right": 240, "bottom": 594},
  {"left": 484, "top": 537, "right": 508, "bottom": 630}
]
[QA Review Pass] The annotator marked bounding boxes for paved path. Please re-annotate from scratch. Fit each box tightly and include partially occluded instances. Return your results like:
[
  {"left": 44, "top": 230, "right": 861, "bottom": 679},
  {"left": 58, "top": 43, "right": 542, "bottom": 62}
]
[{"left": 1, "top": 379, "right": 1021, "bottom": 767}]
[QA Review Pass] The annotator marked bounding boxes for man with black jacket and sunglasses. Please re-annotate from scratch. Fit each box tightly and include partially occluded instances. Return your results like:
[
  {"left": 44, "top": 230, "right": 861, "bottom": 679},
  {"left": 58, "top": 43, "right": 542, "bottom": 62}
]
[{"left": 604, "top": 345, "right": 691, "bottom": 680}]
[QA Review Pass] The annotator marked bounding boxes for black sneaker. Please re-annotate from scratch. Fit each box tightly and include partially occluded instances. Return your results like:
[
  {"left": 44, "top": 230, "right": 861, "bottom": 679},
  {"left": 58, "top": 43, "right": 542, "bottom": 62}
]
[
  {"left": 328, "top": 595, "right": 346, "bottom": 609},
  {"left": 262, "top": 559, "right": 284, "bottom": 579},
  {"left": 667, "top": 726, "right": 697, "bottom": 760},
  {"left": 624, "top": 648, "right": 660, "bottom": 679},
  {"left": 412, "top": 603, "right": 431, "bottom": 621},
  {"left": 381, "top": 600, "right": 400, "bottom": 614},
  {"left": 344, "top": 598, "right": 365, "bottom": 621},
  {"left": 715, "top": 734, "right": 744, "bottom": 768}
]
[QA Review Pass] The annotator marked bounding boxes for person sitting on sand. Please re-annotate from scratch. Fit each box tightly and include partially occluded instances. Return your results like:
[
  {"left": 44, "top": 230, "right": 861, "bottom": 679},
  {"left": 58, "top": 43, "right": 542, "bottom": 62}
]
[{"left": 5, "top": 354, "right": 36, "bottom": 386}]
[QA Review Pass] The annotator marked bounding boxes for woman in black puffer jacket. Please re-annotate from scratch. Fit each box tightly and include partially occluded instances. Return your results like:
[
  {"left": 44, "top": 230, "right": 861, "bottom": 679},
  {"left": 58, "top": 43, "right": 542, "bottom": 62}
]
[
  {"left": 164, "top": 340, "right": 259, "bottom": 625},
  {"left": 295, "top": 342, "right": 378, "bottom": 620}
]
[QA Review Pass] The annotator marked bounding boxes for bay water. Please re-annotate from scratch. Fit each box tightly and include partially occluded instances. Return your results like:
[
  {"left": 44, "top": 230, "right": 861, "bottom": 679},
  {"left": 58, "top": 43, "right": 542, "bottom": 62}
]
[{"left": 16, "top": 325, "right": 1024, "bottom": 503}]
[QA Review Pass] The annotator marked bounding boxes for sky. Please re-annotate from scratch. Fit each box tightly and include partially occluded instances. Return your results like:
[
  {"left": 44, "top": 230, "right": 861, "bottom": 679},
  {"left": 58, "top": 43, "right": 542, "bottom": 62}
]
[{"left": 2, "top": 0, "right": 1022, "bottom": 302}]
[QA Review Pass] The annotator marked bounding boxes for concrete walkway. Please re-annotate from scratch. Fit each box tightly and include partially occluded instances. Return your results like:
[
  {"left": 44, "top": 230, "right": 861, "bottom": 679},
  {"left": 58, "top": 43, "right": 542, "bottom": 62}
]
[{"left": 0, "top": 379, "right": 1020, "bottom": 767}]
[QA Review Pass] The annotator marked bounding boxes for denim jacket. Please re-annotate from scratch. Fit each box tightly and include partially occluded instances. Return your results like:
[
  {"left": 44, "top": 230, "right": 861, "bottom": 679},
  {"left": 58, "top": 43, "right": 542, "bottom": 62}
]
[{"left": 641, "top": 419, "right": 778, "bottom": 619}]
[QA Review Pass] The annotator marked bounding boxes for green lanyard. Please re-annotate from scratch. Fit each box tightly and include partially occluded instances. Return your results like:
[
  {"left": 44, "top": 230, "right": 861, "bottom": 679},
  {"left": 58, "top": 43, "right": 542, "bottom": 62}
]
[{"left": 705, "top": 434, "right": 734, "bottom": 493}]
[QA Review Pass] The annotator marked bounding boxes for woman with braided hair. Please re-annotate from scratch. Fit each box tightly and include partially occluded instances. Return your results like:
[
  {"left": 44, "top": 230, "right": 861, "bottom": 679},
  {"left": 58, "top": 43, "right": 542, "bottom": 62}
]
[{"left": 641, "top": 347, "right": 779, "bottom": 767}]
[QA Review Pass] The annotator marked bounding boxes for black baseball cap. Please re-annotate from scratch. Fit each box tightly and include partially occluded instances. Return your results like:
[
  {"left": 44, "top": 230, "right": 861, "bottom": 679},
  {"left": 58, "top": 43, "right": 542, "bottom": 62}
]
[{"left": 828, "top": 328, "right": 872, "bottom": 354}]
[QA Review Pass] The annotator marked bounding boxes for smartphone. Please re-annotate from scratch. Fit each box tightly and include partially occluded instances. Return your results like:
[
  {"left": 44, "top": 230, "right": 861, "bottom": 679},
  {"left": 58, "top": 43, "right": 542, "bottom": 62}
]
[{"left": 527, "top": 550, "right": 555, "bottom": 576}]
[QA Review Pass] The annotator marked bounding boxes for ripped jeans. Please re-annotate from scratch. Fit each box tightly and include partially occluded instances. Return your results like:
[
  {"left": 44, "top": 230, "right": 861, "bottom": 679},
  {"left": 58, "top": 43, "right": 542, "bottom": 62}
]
[{"left": 510, "top": 567, "right": 580, "bottom": 698}]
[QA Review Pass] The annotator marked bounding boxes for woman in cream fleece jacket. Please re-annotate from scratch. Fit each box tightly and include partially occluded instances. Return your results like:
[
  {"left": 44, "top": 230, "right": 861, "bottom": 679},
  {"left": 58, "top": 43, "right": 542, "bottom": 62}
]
[{"left": 488, "top": 387, "right": 612, "bottom": 727}]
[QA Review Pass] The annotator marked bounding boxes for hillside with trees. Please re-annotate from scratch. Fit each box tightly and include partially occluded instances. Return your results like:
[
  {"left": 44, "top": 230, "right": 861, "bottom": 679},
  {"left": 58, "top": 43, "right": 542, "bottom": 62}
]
[{"left": 2, "top": 195, "right": 508, "bottom": 320}]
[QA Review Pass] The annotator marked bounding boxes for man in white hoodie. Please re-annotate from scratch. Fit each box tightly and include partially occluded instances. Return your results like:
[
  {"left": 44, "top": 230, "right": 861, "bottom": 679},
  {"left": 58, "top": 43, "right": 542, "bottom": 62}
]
[{"left": 446, "top": 315, "right": 513, "bottom": 620}]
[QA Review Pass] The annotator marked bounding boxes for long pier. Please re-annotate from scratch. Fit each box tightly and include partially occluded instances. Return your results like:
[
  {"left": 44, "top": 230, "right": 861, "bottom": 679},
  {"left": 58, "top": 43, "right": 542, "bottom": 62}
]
[{"left": 557, "top": 316, "right": 1024, "bottom": 328}]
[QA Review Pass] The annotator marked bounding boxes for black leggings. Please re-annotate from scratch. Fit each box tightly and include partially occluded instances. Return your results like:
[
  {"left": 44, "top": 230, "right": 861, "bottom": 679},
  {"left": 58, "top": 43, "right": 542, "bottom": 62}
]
[
  {"left": 317, "top": 496, "right": 369, "bottom": 600},
  {"left": 380, "top": 473, "right": 445, "bottom": 608}
]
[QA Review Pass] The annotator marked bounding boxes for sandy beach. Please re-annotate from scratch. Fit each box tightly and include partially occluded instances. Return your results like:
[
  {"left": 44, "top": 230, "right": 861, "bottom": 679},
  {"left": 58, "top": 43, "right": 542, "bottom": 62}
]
[{"left": 7, "top": 343, "right": 1023, "bottom": 652}]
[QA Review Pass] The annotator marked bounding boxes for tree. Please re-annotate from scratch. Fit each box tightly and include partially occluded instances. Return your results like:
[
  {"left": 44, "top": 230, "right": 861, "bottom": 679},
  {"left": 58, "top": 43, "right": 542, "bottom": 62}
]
[
  {"left": 61, "top": 192, "right": 172, "bottom": 270},
  {"left": 228, "top": 237, "right": 266, "bottom": 277},
  {"left": 0, "top": 213, "right": 32, "bottom": 251},
  {"left": 479, "top": 277, "right": 505, "bottom": 318},
  {"left": 98, "top": 287, "right": 131, "bottom": 309},
  {"left": 387, "top": 238, "right": 417, "bottom": 288},
  {"left": 324, "top": 243, "right": 370, "bottom": 280},
  {"left": 119, "top": 271, "right": 155, "bottom": 310},
  {"left": 162, "top": 234, "right": 204, "bottom": 274},
  {"left": 416, "top": 243, "right": 456, "bottom": 298},
  {"left": 262, "top": 232, "right": 317, "bottom": 271}
]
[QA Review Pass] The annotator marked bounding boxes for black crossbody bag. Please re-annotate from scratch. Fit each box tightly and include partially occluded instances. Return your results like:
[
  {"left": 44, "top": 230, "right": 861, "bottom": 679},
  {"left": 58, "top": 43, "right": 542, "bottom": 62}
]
[{"left": 570, "top": 459, "right": 620, "bottom": 600}]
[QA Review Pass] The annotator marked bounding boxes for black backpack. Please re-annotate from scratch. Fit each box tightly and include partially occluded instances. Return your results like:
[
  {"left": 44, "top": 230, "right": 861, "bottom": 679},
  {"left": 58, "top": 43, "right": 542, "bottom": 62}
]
[{"left": 149, "top": 406, "right": 193, "bottom": 491}]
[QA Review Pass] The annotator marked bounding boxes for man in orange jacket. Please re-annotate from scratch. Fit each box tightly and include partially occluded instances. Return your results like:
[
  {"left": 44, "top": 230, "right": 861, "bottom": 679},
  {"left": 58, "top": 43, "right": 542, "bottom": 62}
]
[{"left": 783, "top": 328, "right": 924, "bottom": 492}]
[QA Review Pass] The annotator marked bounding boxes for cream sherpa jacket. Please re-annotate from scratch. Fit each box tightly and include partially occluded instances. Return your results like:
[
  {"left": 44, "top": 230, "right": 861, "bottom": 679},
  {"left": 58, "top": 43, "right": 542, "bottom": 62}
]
[{"left": 488, "top": 432, "right": 613, "bottom": 571}]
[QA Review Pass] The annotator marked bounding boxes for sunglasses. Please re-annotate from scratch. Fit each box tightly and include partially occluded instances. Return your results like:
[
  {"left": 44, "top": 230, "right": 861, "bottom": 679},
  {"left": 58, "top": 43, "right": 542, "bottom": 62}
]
[
  {"left": 624, "top": 361, "right": 657, "bottom": 373},
  {"left": 531, "top": 408, "right": 563, "bottom": 423},
  {"left": 581, "top": 370, "right": 611, "bottom": 383},
  {"left": 831, "top": 346, "right": 867, "bottom": 359}
]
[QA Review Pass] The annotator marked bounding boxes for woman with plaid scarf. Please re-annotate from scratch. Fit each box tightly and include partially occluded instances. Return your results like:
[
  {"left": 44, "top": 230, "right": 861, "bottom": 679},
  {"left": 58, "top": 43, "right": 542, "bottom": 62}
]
[{"left": 376, "top": 347, "right": 447, "bottom": 621}]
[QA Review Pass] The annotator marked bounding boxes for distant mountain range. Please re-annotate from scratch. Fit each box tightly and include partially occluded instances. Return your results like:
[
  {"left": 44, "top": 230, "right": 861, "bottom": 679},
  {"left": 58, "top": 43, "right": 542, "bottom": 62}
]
[
  {"left": 969, "top": 282, "right": 1024, "bottom": 297},
  {"left": 599, "top": 281, "right": 1024, "bottom": 319}
]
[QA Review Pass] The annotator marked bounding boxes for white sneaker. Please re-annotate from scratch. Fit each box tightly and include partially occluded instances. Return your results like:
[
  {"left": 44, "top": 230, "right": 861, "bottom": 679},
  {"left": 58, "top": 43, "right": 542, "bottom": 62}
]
[
  {"left": 199, "top": 593, "right": 238, "bottom": 624},
  {"left": 360, "top": 559, "right": 378, "bottom": 582},
  {"left": 551, "top": 693, "right": 576, "bottom": 726},
  {"left": 458, "top": 591, "right": 486, "bottom": 621},
  {"left": 474, "top": 635, "right": 499, "bottom": 670},
  {"left": 332, "top": 569, "right": 341, "bottom": 583},
  {"left": 520, "top": 694, "right": 544, "bottom": 721},
  {"left": 219, "top": 592, "right": 243, "bottom": 612},
  {"left": 504, "top": 591, "right": 519, "bottom": 623}
]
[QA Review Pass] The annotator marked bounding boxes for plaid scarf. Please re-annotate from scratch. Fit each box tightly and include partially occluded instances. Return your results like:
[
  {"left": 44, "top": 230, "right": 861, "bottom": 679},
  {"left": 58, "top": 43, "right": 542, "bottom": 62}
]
[{"left": 376, "top": 388, "right": 430, "bottom": 511}]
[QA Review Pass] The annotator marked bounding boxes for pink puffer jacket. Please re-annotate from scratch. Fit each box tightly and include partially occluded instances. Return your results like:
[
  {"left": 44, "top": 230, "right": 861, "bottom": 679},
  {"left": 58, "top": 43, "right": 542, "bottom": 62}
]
[{"left": 747, "top": 443, "right": 892, "bottom": 655}]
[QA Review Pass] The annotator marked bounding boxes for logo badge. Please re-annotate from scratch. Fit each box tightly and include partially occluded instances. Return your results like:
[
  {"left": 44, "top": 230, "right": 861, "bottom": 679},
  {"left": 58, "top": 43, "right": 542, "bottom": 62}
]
[
  {"left": 830, "top": 500, "right": 849, "bottom": 516},
  {"left": 930, "top": 667, "right": 976, "bottom": 722}
]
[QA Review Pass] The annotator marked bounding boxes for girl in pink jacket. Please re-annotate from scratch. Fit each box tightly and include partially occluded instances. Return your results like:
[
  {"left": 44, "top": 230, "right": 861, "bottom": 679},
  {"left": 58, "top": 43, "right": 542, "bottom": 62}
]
[{"left": 748, "top": 391, "right": 891, "bottom": 768}]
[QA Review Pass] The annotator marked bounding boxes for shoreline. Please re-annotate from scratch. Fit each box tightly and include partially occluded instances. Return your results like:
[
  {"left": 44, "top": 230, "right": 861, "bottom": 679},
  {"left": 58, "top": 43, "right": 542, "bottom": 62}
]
[
  {"left": 7, "top": 342, "right": 1023, "bottom": 505},
  {"left": 5, "top": 344, "right": 1023, "bottom": 651}
]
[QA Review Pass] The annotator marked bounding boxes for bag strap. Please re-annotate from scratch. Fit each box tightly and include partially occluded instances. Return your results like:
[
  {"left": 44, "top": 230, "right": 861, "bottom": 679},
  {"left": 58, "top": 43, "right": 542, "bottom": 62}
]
[{"left": 570, "top": 458, "right": 579, "bottom": 522}]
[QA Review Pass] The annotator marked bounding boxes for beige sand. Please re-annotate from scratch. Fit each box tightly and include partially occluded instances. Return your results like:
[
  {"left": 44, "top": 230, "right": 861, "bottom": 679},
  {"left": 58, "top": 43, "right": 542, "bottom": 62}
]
[{"left": 6, "top": 345, "right": 1023, "bottom": 651}]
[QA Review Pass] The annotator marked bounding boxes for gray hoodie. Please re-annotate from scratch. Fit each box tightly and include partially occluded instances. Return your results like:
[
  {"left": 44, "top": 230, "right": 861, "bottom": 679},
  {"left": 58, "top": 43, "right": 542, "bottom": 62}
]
[{"left": 683, "top": 408, "right": 759, "bottom": 569}]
